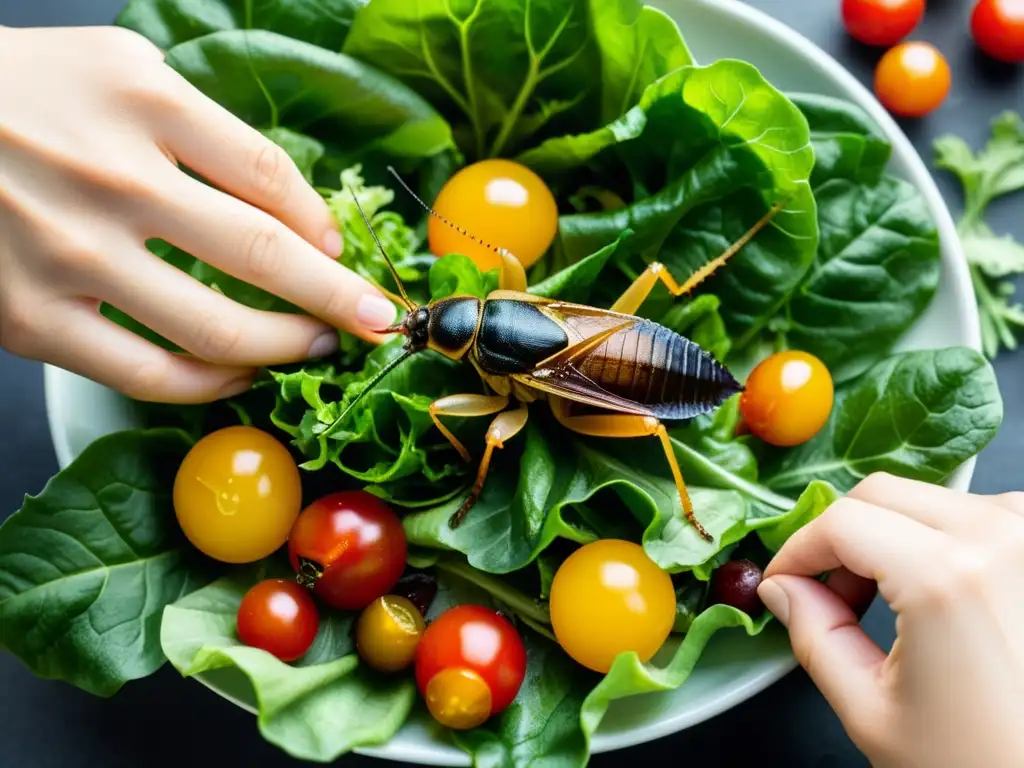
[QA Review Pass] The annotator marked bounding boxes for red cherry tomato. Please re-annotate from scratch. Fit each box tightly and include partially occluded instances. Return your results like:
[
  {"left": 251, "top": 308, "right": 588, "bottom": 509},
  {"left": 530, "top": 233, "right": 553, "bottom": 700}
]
[
  {"left": 971, "top": 0, "right": 1024, "bottom": 63},
  {"left": 841, "top": 0, "right": 925, "bottom": 46},
  {"left": 739, "top": 350, "right": 834, "bottom": 447},
  {"left": 873, "top": 41, "right": 951, "bottom": 117},
  {"left": 415, "top": 605, "right": 527, "bottom": 730},
  {"left": 236, "top": 578, "right": 319, "bottom": 662},
  {"left": 287, "top": 491, "right": 407, "bottom": 611}
]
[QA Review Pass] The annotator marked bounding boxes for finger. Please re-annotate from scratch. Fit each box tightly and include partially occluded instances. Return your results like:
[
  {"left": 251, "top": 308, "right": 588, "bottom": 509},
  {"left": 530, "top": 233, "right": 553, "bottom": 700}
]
[
  {"left": 93, "top": 245, "right": 340, "bottom": 366},
  {"left": 764, "top": 496, "right": 952, "bottom": 607},
  {"left": 758, "top": 575, "right": 888, "bottom": 746},
  {"left": 156, "top": 70, "right": 342, "bottom": 259},
  {"left": 147, "top": 173, "right": 397, "bottom": 344},
  {"left": 849, "top": 472, "right": 1008, "bottom": 533},
  {"left": 34, "top": 300, "right": 255, "bottom": 403}
]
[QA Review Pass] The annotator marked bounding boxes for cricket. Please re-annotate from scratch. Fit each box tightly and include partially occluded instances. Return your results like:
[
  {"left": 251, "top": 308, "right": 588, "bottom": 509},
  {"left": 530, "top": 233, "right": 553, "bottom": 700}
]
[{"left": 331, "top": 167, "right": 784, "bottom": 542}]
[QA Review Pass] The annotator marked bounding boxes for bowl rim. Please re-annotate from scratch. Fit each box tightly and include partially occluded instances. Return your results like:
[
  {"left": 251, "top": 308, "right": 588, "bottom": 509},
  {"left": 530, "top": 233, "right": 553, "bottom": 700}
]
[{"left": 42, "top": 0, "right": 979, "bottom": 763}]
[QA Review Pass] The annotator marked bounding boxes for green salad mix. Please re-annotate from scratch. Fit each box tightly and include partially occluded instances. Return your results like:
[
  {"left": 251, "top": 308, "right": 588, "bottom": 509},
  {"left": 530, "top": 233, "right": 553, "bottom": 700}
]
[{"left": 0, "top": 1, "right": 1004, "bottom": 765}]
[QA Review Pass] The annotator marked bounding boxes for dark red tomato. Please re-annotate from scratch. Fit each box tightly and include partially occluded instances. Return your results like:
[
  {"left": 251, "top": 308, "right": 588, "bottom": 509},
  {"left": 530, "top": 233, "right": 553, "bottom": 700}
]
[
  {"left": 709, "top": 560, "right": 765, "bottom": 617},
  {"left": 236, "top": 578, "right": 319, "bottom": 662},
  {"left": 841, "top": 0, "right": 925, "bottom": 47},
  {"left": 287, "top": 491, "right": 407, "bottom": 611},
  {"left": 972, "top": 0, "right": 1024, "bottom": 63},
  {"left": 415, "top": 605, "right": 527, "bottom": 730}
]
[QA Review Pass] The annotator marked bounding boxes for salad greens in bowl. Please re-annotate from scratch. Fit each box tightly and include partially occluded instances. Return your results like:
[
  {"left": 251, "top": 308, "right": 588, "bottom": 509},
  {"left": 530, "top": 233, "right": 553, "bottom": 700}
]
[{"left": 2, "top": 0, "right": 1001, "bottom": 765}]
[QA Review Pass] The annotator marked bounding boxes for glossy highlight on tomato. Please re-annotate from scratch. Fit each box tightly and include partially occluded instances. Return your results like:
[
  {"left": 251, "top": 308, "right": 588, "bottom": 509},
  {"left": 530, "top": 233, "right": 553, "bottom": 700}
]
[
  {"left": 428, "top": 159, "right": 558, "bottom": 273},
  {"left": 740, "top": 350, "right": 834, "bottom": 447},
  {"left": 236, "top": 578, "right": 319, "bottom": 662},
  {"left": 549, "top": 539, "right": 676, "bottom": 674},
  {"left": 841, "top": 0, "right": 925, "bottom": 47},
  {"left": 873, "top": 41, "right": 951, "bottom": 118},
  {"left": 287, "top": 491, "right": 406, "bottom": 611},
  {"left": 971, "top": 0, "right": 1024, "bottom": 63},
  {"left": 173, "top": 426, "right": 302, "bottom": 564},
  {"left": 415, "top": 604, "right": 527, "bottom": 730}
]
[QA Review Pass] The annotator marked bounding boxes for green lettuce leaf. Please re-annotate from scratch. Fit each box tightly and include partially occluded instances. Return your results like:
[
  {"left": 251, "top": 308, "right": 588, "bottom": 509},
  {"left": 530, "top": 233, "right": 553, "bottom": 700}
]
[
  {"left": 160, "top": 570, "right": 416, "bottom": 763},
  {"left": 764, "top": 347, "right": 1003, "bottom": 496},
  {"left": 116, "top": 0, "right": 365, "bottom": 52},
  {"left": 342, "top": 0, "right": 691, "bottom": 160},
  {"left": 0, "top": 429, "right": 214, "bottom": 696}
]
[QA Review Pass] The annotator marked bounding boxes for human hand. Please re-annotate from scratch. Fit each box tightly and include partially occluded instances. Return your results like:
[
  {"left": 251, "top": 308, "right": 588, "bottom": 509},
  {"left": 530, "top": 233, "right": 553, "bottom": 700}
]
[
  {"left": 758, "top": 472, "right": 1024, "bottom": 768},
  {"left": 0, "top": 25, "right": 396, "bottom": 403}
]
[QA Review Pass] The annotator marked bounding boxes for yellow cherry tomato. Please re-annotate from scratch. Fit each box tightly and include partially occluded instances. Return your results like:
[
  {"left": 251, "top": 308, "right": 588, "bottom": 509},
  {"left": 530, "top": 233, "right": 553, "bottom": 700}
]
[
  {"left": 739, "top": 350, "right": 834, "bottom": 447},
  {"left": 355, "top": 595, "right": 426, "bottom": 673},
  {"left": 873, "top": 41, "right": 951, "bottom": 118},
  {"left": 428, "top": 159, "right": 558, "bottom": 272},
  {"left": 549, "top": 539, "right": 676, "bottom": 674},
  {"left": 173, "top": 426, "right": 302, "bottom": 564},
  {"left": 424, "top": 667, "right": 493, "bottom": 731}
]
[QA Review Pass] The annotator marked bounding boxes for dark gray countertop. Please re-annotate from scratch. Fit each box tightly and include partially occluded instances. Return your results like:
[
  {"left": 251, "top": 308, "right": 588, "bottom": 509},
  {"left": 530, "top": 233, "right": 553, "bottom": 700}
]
[{"left": 2, "top": 1, "right": 1022, "bottom": 766}]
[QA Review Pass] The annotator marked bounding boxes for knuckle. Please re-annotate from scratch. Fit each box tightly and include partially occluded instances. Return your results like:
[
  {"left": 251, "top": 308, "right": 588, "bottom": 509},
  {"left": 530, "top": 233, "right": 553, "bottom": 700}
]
[
  {"left": 319, "top": 283, "right": 353, "bottom": 322},
  {"left": 908, "top": 547, "right": 988, "bottom": 609},
  {"left": 191, "top": 312, "right": 243, "bottom": 361},
  {"left": 250, "top": 141, "right": 294, "bottom": 204},
  {"left": 994, "top": 491, "right": 1024, "bottom": 516},
  {"left": 850, "top": 471, "right": 898, "bottom": 499},
  {"left": 120, "top": 359, "right": 171, "bottom": 401},
  {"left": 242, "top": 223, "right": 285, "bottom": 279},
  {"left": 102, "top": 26, "right": 164, "bottom": 60}
]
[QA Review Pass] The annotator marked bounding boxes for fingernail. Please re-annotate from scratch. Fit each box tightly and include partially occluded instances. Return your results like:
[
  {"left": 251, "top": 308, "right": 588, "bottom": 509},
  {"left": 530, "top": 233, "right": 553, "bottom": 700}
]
[
  {"left": 356, "top": 293, "right": 397, "bottom": 331},
  {"left": 322, "top": 229, "right": 343, "bottom": 258},
  {"left": 308, "top": 330, "right": 339, "bottom": 359},
  {"left": 219, "top": 376, "right": 254, "bottom": 399},
  {"left": 757, "top": 578, "right": 790, "bottom": 626}
]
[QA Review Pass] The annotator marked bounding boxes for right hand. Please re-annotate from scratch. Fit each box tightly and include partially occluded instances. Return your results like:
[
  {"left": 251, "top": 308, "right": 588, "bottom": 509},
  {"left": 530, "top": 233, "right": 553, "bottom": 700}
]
[
  {"left": 0, "top": 25, "right": 397, "bottom": 403},
  {"left": 758, "top": 472, "right": 1024, "bottom": 768}
]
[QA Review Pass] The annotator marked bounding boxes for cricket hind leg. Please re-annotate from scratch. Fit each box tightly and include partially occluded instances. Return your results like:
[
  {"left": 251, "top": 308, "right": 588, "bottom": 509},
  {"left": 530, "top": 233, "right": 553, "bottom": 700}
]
[
  {"left": 549, "top": 398, "right": 712, "bottom": 541},
  {"left": 610, "top": 202, "right": 785, "bottom": 316},
  {"left": 449, "top": 404, "right": 530, "bottom": 529},
  {"left": 429, "top": 394, "right": 509, "bottom": 463}
]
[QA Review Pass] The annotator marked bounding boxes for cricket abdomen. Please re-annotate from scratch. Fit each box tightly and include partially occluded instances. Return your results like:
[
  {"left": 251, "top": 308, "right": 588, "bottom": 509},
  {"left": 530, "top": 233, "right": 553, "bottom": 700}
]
[{"left": 575, "top": 318, "right": 741, "bottom": 420}]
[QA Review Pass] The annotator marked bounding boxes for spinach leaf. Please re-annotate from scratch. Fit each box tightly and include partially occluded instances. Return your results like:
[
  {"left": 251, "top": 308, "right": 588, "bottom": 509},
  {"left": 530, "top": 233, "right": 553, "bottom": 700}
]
[
  {"left": 782, "top": 175, "right": 941, "bottom": 383},
  {"left": 342, "top": 0, "right": 691, "bottom": 160},
  {"left": 525, "top": 61, "right": 817, "bottom": 345},
  {"left": 764, "top": 347, "right": 1003, "bottom": 496},
  {"left": 164, "top": 29, "right": 455, "bottom": 189},
  {"left": 788, "top": 92, "right": 891, "bottom": 187},
  {"left": 0, "top": 429, "right": 213, "bottom": 696},
  {"left": 160, "top": 572, "right": 416, "bottom": 763},
  {"left": 116, "top": 0, "right": 364, "bottom": 52}
]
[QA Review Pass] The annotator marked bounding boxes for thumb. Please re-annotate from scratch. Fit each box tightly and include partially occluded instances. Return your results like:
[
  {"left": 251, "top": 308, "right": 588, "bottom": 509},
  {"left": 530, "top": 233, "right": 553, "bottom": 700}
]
[{"left": 759, "top": 575, "right": 887, "bottom": 736}]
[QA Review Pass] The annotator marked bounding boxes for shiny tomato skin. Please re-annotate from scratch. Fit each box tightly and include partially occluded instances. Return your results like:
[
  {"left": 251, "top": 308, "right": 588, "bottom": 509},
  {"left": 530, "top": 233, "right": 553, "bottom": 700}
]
[
  {"left": 739, "top": 350, "right": 834, "bottom": 447},
  {"left": 971, "top": 0, "right": 1024, "bottom": 62},
  {"left": 173, "top": 426, "right": 302, "bottom": 564},
  {"left": 236, "top": 578, "right": 319, "bottom": 662},
  {"left": 415, "top": 605, "right": 527, "bottom": 718},
  {"left": 873, "top": 41, "right": 951, "bottom": 117},
  {"left": 287, "top": 491, "right": 407, "bottom": 611},
  {"left": 428, "top": 159, "right": 559, "bottom": 273},
  {"left": 841, "top": 0, "right": 925, "bottom": 46},
  {"left": 548, "top": 539, "right": 676, "bottom": 674}
]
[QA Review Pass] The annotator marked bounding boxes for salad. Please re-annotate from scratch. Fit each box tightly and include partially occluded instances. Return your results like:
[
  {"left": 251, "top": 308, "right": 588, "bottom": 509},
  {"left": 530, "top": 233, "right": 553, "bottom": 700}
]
[{"left": 0, "top": 0, "right": 1005, "bottom": 765}]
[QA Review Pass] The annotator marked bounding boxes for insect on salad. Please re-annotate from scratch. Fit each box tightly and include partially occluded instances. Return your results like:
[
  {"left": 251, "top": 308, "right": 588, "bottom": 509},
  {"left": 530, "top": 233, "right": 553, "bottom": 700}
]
[{"left": 0, "top": 0, "right": 1005, "bottom": 765}]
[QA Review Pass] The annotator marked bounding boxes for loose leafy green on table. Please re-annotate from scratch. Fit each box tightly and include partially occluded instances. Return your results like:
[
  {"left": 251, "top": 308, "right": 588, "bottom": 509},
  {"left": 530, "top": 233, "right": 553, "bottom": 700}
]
[{"left": 935, "top": 111, "right": 1024, "bottom": 358}]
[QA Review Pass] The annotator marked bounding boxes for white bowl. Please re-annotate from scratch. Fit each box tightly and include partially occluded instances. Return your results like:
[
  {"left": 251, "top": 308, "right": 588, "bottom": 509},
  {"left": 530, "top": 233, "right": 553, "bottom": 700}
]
[{"left": 44, "top": 0, "right": 978, "bottom": 763}]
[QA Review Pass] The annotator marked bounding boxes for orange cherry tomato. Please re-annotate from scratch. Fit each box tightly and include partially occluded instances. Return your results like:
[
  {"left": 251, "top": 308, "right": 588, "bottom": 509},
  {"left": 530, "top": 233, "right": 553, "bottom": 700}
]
[
  {"left": 841, "top": 0, "right": 925, "bottom": 47},
  {"left": 971, "top": 0, "right": 1024, "bottom": 63},
  {"left": 873, "top": 41, "right": 951, "bottom": 118},
  {"left": 236, "top": 578, "right": 319, "bottom": 662},
  {"left": 548, "top": 539, "right": 676, "bottom": 674},
  {"left": 173, "top": 426, "right": 302, "bottom": 564},
  {"left": 287, "top": 491, "right": 407, "bottom": 611},
  {"left": 414, "top": 605, "right": 527, "bottom": 730},
  {"left": 428, "top": 159, "right": 558, "bottom": 273},
  {"left": 739, "top": 350, "right": 834, "bottom": 447}
]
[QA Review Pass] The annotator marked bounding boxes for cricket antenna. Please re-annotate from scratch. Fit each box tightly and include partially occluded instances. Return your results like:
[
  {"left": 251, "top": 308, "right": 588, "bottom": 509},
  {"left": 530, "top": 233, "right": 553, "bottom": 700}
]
[
  {"left": 386, "top": 165, "right": 512, "bottom": 260},
  {"left": 322, "top": 349, "right": 413, "bottom": 439},
  {"left": 348, "top": 187, "right": 416, "bottom": 312}
]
